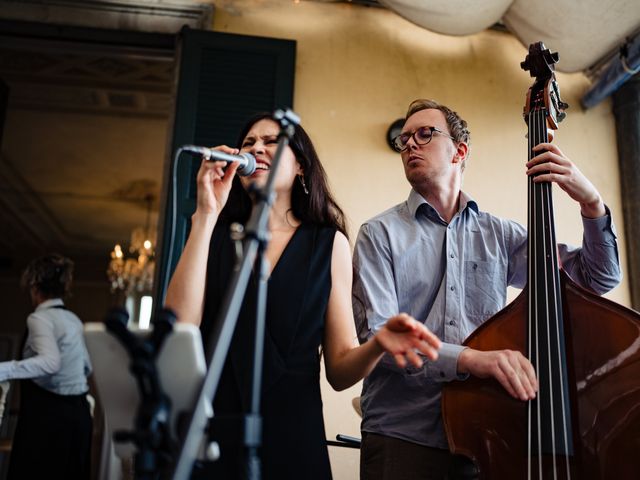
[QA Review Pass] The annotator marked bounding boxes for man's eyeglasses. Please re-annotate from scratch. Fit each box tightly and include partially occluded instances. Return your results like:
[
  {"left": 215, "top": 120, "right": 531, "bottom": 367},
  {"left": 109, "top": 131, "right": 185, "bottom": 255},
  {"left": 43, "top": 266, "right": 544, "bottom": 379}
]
[{"left": 392, "top": 126, "right": 455, "bottom": 152}]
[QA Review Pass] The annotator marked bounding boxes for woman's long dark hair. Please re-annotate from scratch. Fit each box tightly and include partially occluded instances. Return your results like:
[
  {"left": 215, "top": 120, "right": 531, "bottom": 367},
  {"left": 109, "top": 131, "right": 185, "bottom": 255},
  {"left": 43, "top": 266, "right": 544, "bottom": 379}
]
[{"left": 220, "top": 113, "right": 348, "bottom": 237}]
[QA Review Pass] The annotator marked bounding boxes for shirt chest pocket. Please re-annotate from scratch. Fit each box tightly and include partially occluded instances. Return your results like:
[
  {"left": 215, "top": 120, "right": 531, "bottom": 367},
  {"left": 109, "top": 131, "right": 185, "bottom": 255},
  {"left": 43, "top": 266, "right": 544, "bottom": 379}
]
[{"left": 463, "top": 260, "right": 506, "bottom": 320}]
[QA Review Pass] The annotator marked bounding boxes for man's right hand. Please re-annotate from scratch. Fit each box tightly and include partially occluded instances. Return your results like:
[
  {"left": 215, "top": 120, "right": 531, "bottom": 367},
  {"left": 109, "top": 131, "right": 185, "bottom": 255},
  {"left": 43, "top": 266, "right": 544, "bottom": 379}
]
[{"left": 457, "top": 348, "right": 538, "bottom": 401}]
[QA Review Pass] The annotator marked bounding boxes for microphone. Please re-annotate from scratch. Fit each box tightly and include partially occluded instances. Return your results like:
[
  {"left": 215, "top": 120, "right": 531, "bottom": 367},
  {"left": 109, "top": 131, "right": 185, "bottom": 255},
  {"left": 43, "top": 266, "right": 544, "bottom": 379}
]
[{"left": 181, "top": 145, "right": 256, "bottom": 176}]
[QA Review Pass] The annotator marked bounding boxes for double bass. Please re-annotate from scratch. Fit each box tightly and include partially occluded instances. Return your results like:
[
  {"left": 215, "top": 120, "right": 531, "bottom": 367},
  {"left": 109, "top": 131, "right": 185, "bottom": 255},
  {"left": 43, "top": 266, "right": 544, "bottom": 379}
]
[{"left": 441, "top": 42, "right": 640, "bottom": 479}]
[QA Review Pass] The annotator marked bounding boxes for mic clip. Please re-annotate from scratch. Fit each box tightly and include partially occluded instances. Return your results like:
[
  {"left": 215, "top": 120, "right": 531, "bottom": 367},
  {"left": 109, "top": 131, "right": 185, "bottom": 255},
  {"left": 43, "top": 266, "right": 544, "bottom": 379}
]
[{"left": 230, "top": 223, "right": 245, "bottom": 262}]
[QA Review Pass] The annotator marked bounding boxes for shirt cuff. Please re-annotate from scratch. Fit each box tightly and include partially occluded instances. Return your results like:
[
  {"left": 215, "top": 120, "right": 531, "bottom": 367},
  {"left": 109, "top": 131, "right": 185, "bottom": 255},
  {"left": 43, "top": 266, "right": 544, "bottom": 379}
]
[
  {"left": 582, "top": 204, "right": 617, "bottom": 243},
  {"left": 426, "top": 343, "right": 468, "bottom": 382},
  {"left": 0, "top": 361, "right": 15, "bottom": 383}
]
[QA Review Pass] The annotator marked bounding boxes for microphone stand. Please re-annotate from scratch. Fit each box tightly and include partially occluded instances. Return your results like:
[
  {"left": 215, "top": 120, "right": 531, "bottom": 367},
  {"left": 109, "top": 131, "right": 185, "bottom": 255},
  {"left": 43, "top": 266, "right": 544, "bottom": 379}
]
[
  {"left": 104, "top": 307, "right": 177, "bottom": 480},
  {"left": 168, "top": 109, "right": 300, "bottom": 480}
]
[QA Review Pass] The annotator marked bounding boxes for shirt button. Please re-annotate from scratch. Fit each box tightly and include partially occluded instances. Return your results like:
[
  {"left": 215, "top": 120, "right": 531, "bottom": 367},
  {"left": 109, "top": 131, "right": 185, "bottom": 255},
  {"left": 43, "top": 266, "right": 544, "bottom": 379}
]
[
  {"left": 449, "top": 320, "right": 455, "bottom": 326},
  {"left": 449, "top": 253, "right": 454, "bottom": 258},
  {"left": 450, "top": 286, "right": 455, "bottom": 291}
]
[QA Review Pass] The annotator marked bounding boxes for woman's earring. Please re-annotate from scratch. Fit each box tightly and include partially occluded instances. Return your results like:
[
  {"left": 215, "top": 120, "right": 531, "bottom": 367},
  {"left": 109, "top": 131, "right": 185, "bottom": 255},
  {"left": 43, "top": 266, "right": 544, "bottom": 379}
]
[{"left": 298, "top": 174, "right": 309, "bottom": 195}]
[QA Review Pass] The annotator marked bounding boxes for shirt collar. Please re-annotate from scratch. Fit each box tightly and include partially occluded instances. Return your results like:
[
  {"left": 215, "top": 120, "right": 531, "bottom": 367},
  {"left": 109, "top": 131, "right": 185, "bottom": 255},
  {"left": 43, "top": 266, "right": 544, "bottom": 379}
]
[
  {"left": 35, "top": 298, "right": 64, "bottom": 312},
  {"left": 459, "top": 191, "right": 479, "bottom": 214},
  {"left": 408, "top": 189, "right": 479, "bottom": 219}
]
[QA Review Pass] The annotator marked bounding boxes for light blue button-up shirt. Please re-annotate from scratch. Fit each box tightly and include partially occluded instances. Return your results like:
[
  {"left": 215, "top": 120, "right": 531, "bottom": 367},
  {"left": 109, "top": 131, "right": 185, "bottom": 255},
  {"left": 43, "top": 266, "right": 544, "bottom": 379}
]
[{"left": 352, "top": 189, "right": 621, "bottom": 449}]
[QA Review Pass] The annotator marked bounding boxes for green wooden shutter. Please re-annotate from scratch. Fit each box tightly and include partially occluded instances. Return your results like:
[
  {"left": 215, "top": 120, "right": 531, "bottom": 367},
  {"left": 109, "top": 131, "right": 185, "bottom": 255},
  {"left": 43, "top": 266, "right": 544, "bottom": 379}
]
[{"left": 156, "top": 27, "right": 295, "bottom": 302}]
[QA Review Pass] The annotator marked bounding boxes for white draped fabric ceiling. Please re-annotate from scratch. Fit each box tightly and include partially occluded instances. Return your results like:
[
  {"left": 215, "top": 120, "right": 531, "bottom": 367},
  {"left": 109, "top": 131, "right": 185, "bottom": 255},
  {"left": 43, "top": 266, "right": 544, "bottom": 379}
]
[{"left": 379, "top": 0, "right": 640, "bottom": 73}]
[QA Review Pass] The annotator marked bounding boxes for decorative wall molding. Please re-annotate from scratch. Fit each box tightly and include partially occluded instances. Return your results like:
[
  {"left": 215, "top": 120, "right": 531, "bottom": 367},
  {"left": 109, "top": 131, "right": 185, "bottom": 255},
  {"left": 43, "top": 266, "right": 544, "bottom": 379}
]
[
  {"left": 0, "top": 42, "right": 175, "bottom": 116},
  {"left": 0, "top": 0, "right": 213, "bottom": 33}
]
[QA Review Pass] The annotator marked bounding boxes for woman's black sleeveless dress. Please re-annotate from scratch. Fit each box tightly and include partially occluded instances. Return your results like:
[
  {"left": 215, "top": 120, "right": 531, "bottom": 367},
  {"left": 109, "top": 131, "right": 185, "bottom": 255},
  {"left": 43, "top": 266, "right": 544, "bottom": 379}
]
[{"left": 196, "top": 222, "right": 336, "bottom": 479}]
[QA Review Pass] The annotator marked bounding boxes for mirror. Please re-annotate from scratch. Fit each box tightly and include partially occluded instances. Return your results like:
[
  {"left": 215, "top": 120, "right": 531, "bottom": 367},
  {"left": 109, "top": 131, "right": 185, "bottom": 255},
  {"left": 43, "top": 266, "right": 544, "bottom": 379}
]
[{"left": 0, "top": 33, "right": 174, "bottom": 329}]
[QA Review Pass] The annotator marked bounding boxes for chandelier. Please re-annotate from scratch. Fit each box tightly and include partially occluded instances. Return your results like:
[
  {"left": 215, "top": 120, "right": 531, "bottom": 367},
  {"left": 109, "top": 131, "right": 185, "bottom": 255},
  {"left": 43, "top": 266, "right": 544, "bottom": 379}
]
[{"left": 107, "top": 195, "right": 156, "bottom": 295}]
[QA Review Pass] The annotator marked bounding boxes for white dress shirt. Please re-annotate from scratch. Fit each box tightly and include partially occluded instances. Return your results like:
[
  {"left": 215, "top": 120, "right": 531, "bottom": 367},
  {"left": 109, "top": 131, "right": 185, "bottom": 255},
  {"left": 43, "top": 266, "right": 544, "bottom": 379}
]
[{"left": 0, "top": 298, "right": 91, "bottom": 395}]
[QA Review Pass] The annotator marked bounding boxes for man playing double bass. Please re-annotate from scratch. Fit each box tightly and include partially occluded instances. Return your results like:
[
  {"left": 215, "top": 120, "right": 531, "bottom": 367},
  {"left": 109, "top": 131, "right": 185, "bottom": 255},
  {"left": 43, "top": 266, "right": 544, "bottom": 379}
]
[{"left": 352, "top": 98, "right": 621, "bottom": 480}]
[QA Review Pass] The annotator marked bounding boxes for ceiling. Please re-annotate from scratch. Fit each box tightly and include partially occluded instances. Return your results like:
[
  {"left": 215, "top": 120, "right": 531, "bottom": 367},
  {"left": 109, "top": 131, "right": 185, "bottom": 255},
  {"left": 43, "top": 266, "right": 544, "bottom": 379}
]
[{"left": 380, "top": 0, "right": 640, "bottom": 74}]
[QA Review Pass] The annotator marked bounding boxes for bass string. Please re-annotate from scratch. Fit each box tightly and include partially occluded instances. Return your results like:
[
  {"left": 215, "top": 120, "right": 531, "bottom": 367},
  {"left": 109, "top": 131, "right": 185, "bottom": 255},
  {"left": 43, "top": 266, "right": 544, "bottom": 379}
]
[{"left": 527, "top": 105, "right": 572, "bottom": 479}]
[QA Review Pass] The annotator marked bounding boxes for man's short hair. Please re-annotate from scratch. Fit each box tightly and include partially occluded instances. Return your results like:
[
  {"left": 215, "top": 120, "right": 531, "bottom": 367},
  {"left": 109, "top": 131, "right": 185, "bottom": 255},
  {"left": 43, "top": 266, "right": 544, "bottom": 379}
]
[{"left": 405, "top": 99, "right": 471, "bottom": 146}]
